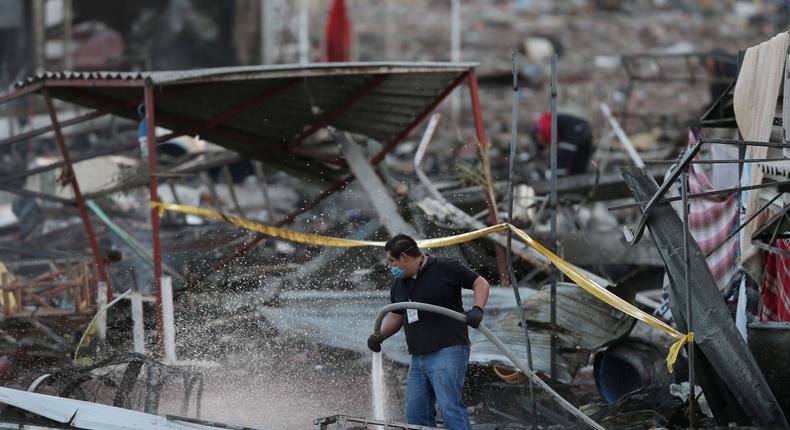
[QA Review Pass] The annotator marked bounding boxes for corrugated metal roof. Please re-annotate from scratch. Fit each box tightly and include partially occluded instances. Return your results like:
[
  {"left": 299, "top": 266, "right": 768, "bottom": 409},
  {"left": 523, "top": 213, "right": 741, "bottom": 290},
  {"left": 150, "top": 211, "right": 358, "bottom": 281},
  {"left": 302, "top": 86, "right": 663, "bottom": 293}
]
[
  {"left": 15, "top": 62, "right": 478, "bottom": 88},
  {"left": 16, "top": 62, "right": 477, "bottom": 181},
  {"left": 0, "top": 387, "right": 228, "bottom": 429}
]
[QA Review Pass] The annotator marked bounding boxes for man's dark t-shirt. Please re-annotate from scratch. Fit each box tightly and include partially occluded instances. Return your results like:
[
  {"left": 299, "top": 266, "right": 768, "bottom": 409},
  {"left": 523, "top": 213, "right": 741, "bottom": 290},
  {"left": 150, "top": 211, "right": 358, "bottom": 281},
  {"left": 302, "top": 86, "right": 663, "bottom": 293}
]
[{"left": 389, "top": 255, "right": 480, "bottom": 355}]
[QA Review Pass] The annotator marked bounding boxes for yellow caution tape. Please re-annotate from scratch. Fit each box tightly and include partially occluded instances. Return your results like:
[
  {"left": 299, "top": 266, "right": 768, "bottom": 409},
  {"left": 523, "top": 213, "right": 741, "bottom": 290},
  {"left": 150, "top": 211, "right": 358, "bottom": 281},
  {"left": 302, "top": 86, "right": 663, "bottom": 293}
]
[
  {"left": 152, "top": 201, "right": 693, "bottom": 372},
  {"left": 665, "top": 332, "right": 694, "bottom": 373},
  {"left": 507, "top": 225, "right": 693, "bottom": 373},
  {"left": 152, "top": 203, "right": 510, "bottom": 249},
  {"left": 419, "top": 223, "right": 509, "bottom": 248},
  {"left": 153, "top": 202, "right": 383, "bottom": 247}
]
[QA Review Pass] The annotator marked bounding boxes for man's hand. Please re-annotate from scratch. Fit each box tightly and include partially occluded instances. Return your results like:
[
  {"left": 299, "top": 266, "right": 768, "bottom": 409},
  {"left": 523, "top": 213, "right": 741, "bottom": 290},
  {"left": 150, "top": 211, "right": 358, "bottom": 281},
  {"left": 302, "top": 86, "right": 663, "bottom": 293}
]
[
  {"left": 367, "top": 334, "right": 384, "bottom": 352},
  {"left": 465, "top": 306, "right": 484, "bottom": 328}
]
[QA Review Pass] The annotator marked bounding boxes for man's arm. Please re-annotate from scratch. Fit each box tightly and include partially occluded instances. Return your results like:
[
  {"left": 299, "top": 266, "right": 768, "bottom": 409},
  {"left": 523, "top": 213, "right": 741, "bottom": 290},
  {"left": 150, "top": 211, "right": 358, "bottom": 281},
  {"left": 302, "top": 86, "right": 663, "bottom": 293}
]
[
  {"left": 472, "top": 275, "right": 490, "bottom": 310},
  {"left": 380, "top": 312, "right": 404, "bottom": 339},
  {"left": 465, "top": 276, "right": 490, "bottom": 329},
  {"left": 368, "top": 312, "right": 403, "bottom": 352}
]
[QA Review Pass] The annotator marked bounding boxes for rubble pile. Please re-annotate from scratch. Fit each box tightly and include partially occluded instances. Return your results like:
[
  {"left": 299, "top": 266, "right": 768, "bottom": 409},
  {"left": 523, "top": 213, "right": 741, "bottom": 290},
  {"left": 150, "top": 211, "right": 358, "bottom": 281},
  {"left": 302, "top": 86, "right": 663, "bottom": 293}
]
[{"left": 0, "top": 1, "right": 789, "bottom": 429}]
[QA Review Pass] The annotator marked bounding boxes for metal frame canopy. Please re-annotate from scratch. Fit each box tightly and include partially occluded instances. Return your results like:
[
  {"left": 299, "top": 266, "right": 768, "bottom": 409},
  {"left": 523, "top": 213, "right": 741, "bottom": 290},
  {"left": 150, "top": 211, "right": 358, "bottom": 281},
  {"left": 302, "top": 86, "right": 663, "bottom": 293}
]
[
  {"left": 3, "top": 62, "right": 505, "bottom": 354},
  {"left": 12, "top": 62, "right": 479, "bottom": 181}
]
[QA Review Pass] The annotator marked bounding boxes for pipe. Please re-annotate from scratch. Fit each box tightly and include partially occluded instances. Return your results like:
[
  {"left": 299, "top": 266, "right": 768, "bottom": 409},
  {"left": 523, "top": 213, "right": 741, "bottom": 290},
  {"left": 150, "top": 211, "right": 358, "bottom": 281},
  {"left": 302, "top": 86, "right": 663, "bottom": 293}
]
[
  {"left": 372, "top": 302, "right": 604, "bottom": 430},
  {"left": 599, "top": 103, "right": 645, "bottom": 168}
]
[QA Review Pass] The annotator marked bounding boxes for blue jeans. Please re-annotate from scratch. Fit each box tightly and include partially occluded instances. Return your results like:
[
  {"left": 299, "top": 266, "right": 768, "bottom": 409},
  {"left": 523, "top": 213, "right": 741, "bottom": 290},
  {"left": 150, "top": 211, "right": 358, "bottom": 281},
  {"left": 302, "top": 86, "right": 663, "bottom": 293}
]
[{"left": 406, "top": 344, "right": 471, "bottom": 430}]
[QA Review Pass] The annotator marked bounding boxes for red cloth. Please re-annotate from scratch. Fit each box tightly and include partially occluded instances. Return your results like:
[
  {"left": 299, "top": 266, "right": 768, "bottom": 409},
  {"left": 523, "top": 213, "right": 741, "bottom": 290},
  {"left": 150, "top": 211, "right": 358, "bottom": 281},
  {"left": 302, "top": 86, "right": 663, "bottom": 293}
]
[
  {"left": 325, "top": 0, "right": 351, "bottom": 62},
  {"left": 686, "top": 131, "right": 739, "bottom": 292},
  {"left": 760, "top": 239, "right": 790, "bottom": 321},
  {"left": 536, "top": 112, "right": 551, "bottom": 144}
]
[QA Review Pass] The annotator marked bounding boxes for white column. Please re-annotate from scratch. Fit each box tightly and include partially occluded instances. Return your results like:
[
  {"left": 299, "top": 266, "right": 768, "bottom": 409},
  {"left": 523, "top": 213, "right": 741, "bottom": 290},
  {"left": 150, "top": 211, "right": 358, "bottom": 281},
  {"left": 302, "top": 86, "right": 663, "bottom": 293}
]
[
  {"left": 298, "top": 0, "right": 310, "bottom": 64},
  {"left": 261, "top": 0, "right": 276, "bottom": 64},
  {"left": 131, "top": 291, "right": 145, "bottom": 353},
  {"left": 450, "top": 0, "right": 461, "bottom": 122},
  {"left": 161, "top": 276, "right": 177, "bottom": 363},
  {"left": 96, "top": 281, "right": 107, "bottom": 343}
]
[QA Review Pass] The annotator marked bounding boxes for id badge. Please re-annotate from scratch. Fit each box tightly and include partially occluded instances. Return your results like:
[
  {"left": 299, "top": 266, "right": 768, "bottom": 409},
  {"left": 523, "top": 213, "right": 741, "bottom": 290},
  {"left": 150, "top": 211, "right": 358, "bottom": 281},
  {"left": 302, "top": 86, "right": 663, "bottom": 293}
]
[{"left": 407, "top": 307, "right": 419, "bottom": 324}]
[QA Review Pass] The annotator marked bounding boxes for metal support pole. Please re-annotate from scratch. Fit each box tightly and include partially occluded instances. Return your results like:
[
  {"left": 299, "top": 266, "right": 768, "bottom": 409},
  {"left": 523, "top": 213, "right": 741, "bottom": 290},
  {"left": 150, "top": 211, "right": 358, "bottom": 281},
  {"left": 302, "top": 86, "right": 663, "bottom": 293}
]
[
  {"left": 506, "top": 50, "right": 537, "bottom": 425},
  {"left": 468, "top": 70, "right": 510, "bottom": 287},
  {"left": 41, "top": 89, "right": 109, "bottom": 295},
  {"left": 63, "top": 0, "right": 73, "bottom": 70},
  {"left": 682, "top": 167, "right": 696, "bottom": 428},
  {"left": 144, "top": 81, "right": 165, "bottom": 356},
  {"left": 549, "top": 54, "right": 559, "bottom": 380}
]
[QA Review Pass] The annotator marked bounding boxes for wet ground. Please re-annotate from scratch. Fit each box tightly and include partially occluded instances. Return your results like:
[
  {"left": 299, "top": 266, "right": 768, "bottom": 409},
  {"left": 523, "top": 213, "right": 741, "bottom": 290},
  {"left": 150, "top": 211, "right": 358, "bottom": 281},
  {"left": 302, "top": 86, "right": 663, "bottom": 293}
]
[{"left": 158, "top": 338, "right": 405, "bottom": 429}]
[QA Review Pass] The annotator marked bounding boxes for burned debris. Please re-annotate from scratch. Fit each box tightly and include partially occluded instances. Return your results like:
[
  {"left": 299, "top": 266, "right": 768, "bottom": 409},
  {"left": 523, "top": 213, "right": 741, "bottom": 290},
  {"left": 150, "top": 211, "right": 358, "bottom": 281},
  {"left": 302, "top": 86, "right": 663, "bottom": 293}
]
[{"left": 1, "top": 1, "right": 790, "bottom": 429}]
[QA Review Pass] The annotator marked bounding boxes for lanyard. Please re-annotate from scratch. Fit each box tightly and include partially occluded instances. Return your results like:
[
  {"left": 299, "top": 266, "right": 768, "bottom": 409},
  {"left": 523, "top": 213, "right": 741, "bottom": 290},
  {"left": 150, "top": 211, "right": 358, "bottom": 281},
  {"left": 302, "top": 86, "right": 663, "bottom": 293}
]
[{"left": 404, "top": 255, "right": 428, "bottom": 301}]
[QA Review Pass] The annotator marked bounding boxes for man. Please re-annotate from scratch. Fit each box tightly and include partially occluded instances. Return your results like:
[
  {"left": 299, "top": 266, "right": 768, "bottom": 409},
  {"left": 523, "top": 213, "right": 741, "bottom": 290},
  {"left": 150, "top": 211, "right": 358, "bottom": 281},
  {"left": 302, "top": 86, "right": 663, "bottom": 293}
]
[
  {"left": 367, "top": 234, "right": 490, "bottom": 429},
  {"left": 532, "top": 111, "right": 593, "bottom": 176}
]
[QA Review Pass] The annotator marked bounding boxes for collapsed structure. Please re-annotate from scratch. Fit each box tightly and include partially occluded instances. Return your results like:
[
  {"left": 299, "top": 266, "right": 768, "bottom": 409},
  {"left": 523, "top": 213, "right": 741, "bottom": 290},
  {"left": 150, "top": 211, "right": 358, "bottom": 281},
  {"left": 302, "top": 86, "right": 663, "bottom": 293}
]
[{"left": 2, "top": 2, "right": 790, "bottom": 430}]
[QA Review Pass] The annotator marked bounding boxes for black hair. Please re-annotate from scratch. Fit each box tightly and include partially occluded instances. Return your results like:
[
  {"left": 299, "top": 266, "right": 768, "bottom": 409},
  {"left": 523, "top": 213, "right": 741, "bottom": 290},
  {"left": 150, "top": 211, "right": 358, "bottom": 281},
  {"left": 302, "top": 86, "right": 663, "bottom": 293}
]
[{"left": 384, "top": 234, "right": 421, "bottom": 259}]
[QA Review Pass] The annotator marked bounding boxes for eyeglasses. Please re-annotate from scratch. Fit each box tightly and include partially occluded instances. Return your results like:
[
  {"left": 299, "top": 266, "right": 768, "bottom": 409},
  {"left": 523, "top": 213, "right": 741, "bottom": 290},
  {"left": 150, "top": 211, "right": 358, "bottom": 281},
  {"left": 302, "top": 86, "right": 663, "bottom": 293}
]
[
  {"left": 386, "top": 243, "right": 416, "bottom": 265},
  {"left": 399, "top": 244, "right": 415, "bottom": 256}
]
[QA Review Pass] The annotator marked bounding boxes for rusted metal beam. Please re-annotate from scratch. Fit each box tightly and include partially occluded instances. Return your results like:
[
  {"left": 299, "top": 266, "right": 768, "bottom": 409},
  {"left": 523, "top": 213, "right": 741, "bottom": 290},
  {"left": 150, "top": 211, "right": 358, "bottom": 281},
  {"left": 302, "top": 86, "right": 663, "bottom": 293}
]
[
  {"left": 0, "top": 141, "right": 140, "bottom": 187},
  {"left": 42, "top": 89, "right": 110, "bottom": 295},
  {"left": 61, "top": 83, "right": 307, "bottom": 153},
  {"left": 370, "top": 72, "right": 468, "bottom": 164},
  {"left": 0, "top": 107, "right": 115, "bottom": 148},
  {"left": 0, "top": 83, "right": 203, "bottom": 149},
  {"left": 144, "top": 81, "right": 165, "bottom": 356},
  {"left": 0, "top": 186, "right": 74, "bottom": 204},
  {"left": 467, "top": 70, "right": 509, "bottom": 287},
  {"left": 193, "top": 175, "right": 355, "bottom": 285},
  {"left": 0, "top": 82, "right": 44, "bottom": 105}
]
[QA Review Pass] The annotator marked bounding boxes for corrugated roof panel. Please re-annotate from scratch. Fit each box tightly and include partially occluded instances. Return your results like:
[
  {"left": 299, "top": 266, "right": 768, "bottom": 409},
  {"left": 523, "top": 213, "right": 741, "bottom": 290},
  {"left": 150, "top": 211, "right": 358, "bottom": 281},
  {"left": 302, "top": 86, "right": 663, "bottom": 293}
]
[{"left": 11, "top": 63, "right": 473, "bottom": 179}]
